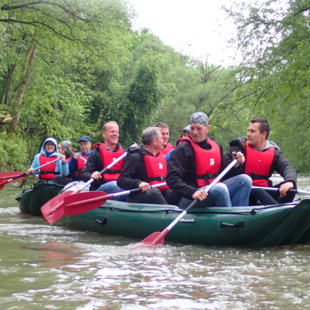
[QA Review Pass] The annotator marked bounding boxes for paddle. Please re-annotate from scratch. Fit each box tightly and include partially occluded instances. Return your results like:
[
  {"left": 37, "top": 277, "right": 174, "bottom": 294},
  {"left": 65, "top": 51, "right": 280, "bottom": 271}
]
[
  {"left": 252, "top": 186, "right": 310, "bottom": 195},
  {"left": 0, "top": 171, "right": 24, "bottom": 180},
  {"left": 64, "top": 182, "right": 167, "bottom": 216},
  {"left": 0, "top": 157, "right": 61, "bottom": 190},
  {"left": 41, "top": 151, "right": 128, "bottom": 224},
  {"left": 141, "top": 159, "right": 238, "bottom": 245}
]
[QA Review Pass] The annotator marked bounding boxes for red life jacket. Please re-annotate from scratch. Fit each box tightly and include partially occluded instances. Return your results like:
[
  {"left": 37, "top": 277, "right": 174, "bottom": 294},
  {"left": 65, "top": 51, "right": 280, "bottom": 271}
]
[
  {"left": 180, "top": 138, "right": 221, "bottom": 187},
  {"left": 66, "top": 157, "right": 71, "bottom": 163},
  {"left": 143, "top": 152, "right": 169, "bottom": 192},
  {"left": 94, "top": 143, "right": 124, "bottom": 182},
  {"left": 160, "top": 142, "right": 173, "bottom": 155},
  {"left": 244, "top": 143, "right": 275, "bottom": 186},
  {"left": 75, "top": 153, "right": 88, "bottom": 179},
  {"left": 39, "top": 154, "right": 59, "bottom": 180}
]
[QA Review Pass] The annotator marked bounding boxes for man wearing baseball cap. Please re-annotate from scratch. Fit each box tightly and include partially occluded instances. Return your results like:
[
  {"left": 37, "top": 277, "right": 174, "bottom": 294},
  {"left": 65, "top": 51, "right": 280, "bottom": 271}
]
[
  {"left": 69, "top": 136, "right": 92, "bottom": 181},
  {"left": 182, "top": 125, "right": 190, "bottom": 138},
  {"left": 167, "top": 112, "right": 252, "bottom": 207}
]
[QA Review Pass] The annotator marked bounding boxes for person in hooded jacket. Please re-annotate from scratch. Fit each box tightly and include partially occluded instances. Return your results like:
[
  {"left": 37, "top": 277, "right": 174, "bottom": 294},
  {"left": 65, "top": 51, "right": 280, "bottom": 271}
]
[
  {"left": 117, "top": 127, "right": 178, "bottom": 205},
  {"left": 226, "top": 118, "right": 297, "bottom": 205},
  {"left": 27, "top": 137, "right": 69, "bottom": 183}
]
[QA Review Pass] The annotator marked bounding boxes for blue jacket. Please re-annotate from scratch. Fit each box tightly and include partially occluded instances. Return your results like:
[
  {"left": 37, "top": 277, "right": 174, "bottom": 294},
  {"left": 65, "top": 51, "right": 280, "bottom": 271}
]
[
  {"left": 30, "top": 137, "right": 69, "bottom": 183},
  {"left": 68, "top": 150, "right": 92, "bottom": 181},
  {"left": 165, "top": 148, "right": 175, "bottom": 165}
]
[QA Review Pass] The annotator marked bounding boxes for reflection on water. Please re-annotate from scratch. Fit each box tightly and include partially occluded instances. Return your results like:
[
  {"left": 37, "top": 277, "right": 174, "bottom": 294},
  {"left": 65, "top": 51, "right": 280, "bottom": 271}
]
[{"left": 0, "top": 178, "right": 310, "bottom": 309}]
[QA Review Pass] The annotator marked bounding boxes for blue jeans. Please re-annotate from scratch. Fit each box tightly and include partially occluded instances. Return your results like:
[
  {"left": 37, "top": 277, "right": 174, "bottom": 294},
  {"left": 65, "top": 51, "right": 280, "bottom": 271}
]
[
  {"left": 224, "top": 174, "right": 252, "bottom": 206},
  {"left": 96, "top": 181, "right": 128, "bottom": 202},
  {"left": 179, "top": 174, "right": 252, "bottom": 208}
]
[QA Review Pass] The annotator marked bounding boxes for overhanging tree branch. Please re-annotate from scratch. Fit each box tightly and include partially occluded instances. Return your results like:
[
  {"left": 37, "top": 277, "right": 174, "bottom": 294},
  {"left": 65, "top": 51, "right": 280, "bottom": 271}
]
[
  {"left": 0, "top": 19, "right": 82, "bottom": 42},
  {"left": 1, "top": 1, "right": 90, "bottom": 23}
]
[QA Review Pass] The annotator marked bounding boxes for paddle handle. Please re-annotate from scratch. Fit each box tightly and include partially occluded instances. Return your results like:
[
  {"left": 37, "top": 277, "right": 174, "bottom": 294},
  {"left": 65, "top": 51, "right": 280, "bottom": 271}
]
[
  {"left": 112, "top": 181, "right": 167, "bottom": 198},
  {"left": 66, "top": 182, "right": 167, "bottom": 208},
  {"left": 252, "top": 186, "right": 307, "bottom": 195},
  {"left": 6, "top": 157, "right": 63, "bottom": 182},
  {"left": 33, "top": 157, "right": 62, "bottom": 171},
  {"left": 78, "top": 151, "right": 128, "bottom": 192},
  {"left": 151, "top": 159, "right": 238, "bottom": 244},
  {"left": 81, "top": 157, "right": 87, "bottom": 163},
  {"left": 169, "top": 159, "right": 237, "bottom": 229}
]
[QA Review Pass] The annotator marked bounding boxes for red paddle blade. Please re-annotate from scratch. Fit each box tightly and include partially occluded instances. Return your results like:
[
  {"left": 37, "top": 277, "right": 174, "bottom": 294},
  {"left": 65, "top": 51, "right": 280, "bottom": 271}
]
[
  {"left": 0, "top": 171, "right": 24, "bottom": 180},
  {"left": 0, "top": 180, "right": 7, "bottom": 190},
  {"left": 64, "top": 191, "right": 109, "bottom": 216},
  {"left": 0, "top": 173, "right": 27, "bottom": 190},
  {"left": 41, "top": 190, "right": 78, "bottom": 224},
  {"left": 140, "top": 232, "right": 165, "bottom": 245},
  {"left": 141, "top": 227, "right": 171, "bottom": 245}
]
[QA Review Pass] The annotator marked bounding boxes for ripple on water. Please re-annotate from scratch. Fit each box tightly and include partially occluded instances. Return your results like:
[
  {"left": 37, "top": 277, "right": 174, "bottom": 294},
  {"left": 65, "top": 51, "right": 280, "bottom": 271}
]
[{"left": 2, "top": 183, "right": 310, "bottom": 309}]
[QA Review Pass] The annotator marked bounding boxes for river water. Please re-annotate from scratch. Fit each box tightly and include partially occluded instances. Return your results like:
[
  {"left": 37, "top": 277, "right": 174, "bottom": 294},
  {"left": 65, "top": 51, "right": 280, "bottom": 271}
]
[{"left": 1, "top": 177, "right": 310, "bottom": 310}]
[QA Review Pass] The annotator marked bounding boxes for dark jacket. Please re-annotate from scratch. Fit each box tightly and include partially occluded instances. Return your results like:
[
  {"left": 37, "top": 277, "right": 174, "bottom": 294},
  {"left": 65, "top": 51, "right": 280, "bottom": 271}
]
[
  {"left": 117, "top": 147, "right": 158, "bottom": 190},
  {"left": 166, "top": 138, "right": 234, "bottom": 200},
  {"left": 69, "top": 150, "right": 92, "bottom": 181},
  {"left": 226, "top": 138, "right": 297, "bottom": 187},
  {"left": 81, "top": 143, "right": 123, "bottom": 190}
]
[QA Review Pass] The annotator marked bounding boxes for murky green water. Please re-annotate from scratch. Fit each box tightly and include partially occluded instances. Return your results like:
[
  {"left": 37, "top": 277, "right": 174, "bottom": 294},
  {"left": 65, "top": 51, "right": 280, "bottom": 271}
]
[{"left": 1, "top": 178, "right": 310, "bottom": 309}]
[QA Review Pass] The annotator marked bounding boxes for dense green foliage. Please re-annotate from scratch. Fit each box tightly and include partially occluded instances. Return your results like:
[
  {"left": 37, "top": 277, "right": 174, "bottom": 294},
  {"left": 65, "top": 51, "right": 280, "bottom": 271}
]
[
  {"left": 224, "top": 0, "right": 310, "bottom": 172},
  {"left": 0, "top": 0, "right": 307, "bottom": 173}
]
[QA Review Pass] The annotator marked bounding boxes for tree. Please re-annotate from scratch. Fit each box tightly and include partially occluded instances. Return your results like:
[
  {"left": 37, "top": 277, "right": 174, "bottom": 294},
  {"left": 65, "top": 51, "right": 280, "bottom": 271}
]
[
  {"left": 0, "top": 0, "right": 134, "bottom": 169},
  {"left": 224, "top": 0, "right": 310, "bottom": 171}
]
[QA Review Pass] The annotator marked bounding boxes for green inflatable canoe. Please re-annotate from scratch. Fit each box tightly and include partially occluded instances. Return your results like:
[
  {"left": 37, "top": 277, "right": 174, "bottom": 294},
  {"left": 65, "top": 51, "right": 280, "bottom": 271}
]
[
  {"left": 17, "top": 182, "right": 64, "bottom": 216},
  {"left": 60, "top": 199, "right": 310, "bottom": 247}
]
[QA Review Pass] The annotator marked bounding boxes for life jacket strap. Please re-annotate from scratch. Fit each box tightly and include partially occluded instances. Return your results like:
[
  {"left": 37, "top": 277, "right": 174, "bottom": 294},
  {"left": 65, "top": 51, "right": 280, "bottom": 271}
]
[
  {"left": 196, "top": 173, "right": 218, "bottom": 184},
  {"left": 104, "top": 169, "right": 122, "bottom": 174},
  {"left": 249, "top": 173, "right": 269, "bottom": 180},
  {"left": 147, "top": 176, "right": 166, "bottom": 182}
]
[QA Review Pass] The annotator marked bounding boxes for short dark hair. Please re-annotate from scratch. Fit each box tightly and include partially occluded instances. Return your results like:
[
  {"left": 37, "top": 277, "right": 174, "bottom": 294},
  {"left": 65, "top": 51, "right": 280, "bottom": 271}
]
[
  {"left": 250, "top": 118, "right": 270, "bottom": 139},
  {"left": 142, "top": 127, "right": 161, "bottom": 145},
  {"left": 154, "top": 122, "right": 169, "bottom": 129}
]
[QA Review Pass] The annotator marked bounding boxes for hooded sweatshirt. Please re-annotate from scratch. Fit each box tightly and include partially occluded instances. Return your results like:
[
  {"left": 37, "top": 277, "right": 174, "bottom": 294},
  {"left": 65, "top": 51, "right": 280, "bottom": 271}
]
[{"left": 29, "top": 137, "right": 69, "bottom": 183}]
